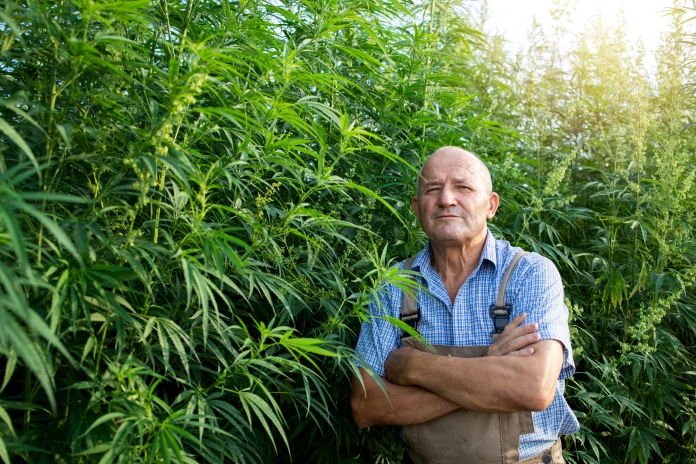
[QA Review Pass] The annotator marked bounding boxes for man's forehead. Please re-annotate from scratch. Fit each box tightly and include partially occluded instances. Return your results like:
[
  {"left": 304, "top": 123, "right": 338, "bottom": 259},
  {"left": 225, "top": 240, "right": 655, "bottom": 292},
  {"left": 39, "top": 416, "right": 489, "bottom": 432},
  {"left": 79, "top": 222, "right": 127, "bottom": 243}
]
[
  {"left": 417, "top": 147, "right": 492, "bottom": 194},
  {"left": 420, "top": 160, "right": 480, "bottom": 180}
]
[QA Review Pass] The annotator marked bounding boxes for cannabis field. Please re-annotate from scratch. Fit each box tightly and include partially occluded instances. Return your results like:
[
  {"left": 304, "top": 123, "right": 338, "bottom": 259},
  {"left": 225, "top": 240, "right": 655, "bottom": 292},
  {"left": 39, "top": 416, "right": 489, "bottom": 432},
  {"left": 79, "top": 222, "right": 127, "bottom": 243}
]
[{"left": 0, "top": 0, "right": 695, "bottom": 462}]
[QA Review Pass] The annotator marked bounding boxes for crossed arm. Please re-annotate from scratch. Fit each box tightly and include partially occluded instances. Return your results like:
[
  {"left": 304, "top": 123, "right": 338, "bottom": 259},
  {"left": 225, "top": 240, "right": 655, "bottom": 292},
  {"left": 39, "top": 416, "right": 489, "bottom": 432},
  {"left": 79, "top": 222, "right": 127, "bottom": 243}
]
[{"left": 350, "top": 314, "right": 564, "bottom": 428}]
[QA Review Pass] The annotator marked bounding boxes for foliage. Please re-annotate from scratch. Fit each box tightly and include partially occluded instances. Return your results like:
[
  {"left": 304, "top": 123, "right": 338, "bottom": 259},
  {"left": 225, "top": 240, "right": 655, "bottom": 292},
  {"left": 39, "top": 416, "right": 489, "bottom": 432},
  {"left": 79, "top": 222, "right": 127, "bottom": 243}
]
[{"left": 0, "top": 0, "right": 695, "bottom": 463}]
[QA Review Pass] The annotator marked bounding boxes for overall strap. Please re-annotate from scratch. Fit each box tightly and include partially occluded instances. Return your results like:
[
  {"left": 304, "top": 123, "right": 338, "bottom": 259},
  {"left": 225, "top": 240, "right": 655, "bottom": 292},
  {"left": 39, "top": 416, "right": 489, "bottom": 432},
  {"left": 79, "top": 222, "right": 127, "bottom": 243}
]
[
  {"left": 490, "top": 250, "right": 528, "bottom": 338},
  {"left": 400, "top": 256, "right": 420, "bottom": 334}
]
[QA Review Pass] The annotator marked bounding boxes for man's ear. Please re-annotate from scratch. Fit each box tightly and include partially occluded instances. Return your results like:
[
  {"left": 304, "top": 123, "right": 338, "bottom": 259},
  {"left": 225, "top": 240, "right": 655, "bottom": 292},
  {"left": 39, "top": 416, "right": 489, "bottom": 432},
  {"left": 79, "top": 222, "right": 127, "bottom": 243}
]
[
  {"left": 487, "top": 192, "right": 499, "bottom": 219},
  {"left": 412, "top": 195, "right": 420, "bottom": 222}
]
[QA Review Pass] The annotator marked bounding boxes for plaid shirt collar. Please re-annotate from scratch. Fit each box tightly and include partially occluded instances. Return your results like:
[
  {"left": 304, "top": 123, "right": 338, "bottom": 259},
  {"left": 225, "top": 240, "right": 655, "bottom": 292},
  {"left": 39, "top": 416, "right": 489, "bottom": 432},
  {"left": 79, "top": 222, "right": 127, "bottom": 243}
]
[{"left": 410, "top": 228, "right": 498, "bottom": 277}]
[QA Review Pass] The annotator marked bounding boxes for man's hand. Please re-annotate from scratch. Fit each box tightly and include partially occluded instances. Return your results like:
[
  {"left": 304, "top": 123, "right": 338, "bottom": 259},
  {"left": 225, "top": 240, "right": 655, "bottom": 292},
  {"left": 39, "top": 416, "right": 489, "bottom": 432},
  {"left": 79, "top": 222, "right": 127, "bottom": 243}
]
[
  {"left": 485, "top": 312, "right": 540, "bottom": 357},
  {"left": 384, "top": 346, "right": 421, "bottom": 385}
]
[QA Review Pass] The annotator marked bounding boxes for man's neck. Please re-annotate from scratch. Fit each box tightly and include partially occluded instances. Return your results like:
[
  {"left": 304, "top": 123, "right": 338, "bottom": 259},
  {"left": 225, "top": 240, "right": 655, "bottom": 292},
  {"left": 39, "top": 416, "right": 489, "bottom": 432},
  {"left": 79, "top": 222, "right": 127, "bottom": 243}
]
[{"left": 429, "top": 230, "right": 488, "bottom": 304}]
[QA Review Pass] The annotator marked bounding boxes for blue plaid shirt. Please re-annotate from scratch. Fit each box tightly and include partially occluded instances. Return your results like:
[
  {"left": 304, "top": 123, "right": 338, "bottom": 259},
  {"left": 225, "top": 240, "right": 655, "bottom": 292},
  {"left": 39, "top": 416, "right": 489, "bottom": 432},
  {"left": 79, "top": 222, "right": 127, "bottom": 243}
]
[{"left": 355, "top": 230, "right": 580, "bottom": 459}]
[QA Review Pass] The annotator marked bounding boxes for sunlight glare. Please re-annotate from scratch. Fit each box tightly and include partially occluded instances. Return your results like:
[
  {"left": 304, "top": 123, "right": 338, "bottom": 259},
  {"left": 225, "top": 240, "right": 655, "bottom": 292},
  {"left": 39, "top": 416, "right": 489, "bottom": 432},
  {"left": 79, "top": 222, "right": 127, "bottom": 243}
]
[{"left": 485, "top": 0, "right": 675, "bottom": 60}]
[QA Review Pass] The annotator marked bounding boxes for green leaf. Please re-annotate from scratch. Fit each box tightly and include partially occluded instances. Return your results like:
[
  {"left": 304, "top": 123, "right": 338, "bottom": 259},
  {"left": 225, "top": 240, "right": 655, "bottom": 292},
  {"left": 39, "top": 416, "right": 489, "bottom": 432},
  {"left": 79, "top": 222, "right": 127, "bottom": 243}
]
[
  {"left": 80, "top": 413, "right": 125, "bottom": 437},
  {"left": 0, "top": 118, "right": 39, "bottom": 174}
]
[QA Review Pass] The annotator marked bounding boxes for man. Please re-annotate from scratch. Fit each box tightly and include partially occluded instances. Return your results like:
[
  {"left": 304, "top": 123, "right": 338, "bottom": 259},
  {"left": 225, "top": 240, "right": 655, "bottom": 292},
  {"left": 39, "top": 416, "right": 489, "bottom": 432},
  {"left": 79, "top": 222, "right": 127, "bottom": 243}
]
[{"left": 350, "top": 147, "right": 579, "bottom": 463}]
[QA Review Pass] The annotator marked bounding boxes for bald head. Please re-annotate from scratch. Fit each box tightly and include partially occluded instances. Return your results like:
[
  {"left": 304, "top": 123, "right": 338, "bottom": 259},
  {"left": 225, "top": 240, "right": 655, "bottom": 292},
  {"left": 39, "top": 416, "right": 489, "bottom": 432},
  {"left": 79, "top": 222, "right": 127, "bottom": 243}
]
[
  {"left": 417, "top": 146, "right": 492, "bottom": 196},
  {"left": 411, "top": 146, "right": 499, "bottom": 246}
]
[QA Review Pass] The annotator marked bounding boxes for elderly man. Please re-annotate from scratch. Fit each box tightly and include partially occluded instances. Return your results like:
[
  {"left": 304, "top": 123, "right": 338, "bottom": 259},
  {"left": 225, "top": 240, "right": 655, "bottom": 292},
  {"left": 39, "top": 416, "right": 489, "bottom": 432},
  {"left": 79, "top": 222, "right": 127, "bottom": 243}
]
[{"left": 350, "top": 147, "right": 579, "bottom": 464}]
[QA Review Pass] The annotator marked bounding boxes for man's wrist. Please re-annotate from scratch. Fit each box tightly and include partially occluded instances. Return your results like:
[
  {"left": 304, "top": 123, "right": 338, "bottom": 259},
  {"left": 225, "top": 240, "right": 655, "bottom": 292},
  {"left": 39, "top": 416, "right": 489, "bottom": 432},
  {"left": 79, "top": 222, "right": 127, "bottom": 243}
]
[{"left": 404, "top": 348, "right": 431, "bottom": 385}]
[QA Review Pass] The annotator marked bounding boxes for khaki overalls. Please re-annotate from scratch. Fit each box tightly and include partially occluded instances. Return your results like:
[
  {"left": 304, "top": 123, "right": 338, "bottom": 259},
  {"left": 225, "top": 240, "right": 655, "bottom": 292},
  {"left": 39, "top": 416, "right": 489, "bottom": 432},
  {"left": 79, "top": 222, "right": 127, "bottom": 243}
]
[{"left": 400, "top": 251, "right": 564, "bottom": 464}]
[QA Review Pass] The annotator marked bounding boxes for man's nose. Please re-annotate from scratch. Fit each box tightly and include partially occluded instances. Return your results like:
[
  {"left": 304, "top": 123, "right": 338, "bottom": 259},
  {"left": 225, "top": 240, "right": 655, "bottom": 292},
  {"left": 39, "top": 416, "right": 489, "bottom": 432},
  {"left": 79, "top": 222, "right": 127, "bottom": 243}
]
[{"left": 438, "top": 185, "right": 456, "bottom": 206}]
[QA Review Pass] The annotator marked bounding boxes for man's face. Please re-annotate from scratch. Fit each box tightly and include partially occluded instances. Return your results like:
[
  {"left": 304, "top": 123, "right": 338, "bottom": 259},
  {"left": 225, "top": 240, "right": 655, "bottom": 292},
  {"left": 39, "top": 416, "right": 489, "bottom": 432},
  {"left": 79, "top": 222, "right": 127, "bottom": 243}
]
[{"left": 411, "top": 150, "right": 499, "bottom": 246}]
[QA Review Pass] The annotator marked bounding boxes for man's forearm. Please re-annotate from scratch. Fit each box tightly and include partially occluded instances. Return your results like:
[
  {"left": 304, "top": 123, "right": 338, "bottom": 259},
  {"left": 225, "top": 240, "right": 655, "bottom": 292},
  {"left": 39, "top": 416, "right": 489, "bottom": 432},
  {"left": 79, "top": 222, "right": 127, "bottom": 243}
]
[
  {"left": 408, "top": 353, "right": 545, "bottom": 412},
  {"left": 350, "top": 368, "right": 459, "bottom": 428},
  {"left": 387, "top": 340, "right": 564, "bottom": 413}
]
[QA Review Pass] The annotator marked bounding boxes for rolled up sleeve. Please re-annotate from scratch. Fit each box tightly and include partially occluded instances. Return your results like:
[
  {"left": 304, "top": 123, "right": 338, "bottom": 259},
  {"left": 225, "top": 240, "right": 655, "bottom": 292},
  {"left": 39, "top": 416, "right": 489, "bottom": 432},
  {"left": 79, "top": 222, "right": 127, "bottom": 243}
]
[
  {"left": 355, "top": 284, "right": 403, "bottom": 377},
  {"left": 509, "top": 254, "right": 575, "bottom": 380}
]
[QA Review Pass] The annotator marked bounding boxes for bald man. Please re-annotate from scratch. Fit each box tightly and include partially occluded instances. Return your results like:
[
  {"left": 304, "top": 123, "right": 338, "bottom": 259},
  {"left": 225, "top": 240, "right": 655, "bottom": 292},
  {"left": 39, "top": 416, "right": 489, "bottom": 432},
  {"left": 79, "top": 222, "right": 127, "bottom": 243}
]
[{"left": 351, "top": 147, "right": 578, "bottom": 464}]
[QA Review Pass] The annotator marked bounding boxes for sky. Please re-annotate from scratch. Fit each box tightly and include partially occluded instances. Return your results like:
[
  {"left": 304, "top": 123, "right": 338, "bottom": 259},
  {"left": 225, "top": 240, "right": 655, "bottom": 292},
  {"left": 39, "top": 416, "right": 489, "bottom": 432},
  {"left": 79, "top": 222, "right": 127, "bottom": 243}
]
[{"left": 482, "top": 0, "right": 676, "bottom": 66}]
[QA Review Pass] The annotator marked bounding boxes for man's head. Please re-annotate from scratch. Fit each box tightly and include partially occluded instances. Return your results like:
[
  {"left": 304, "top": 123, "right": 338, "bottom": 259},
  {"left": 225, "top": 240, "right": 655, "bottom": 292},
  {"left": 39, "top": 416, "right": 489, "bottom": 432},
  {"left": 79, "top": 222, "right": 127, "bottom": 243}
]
[{"left": 412, "top": 146, "right": 499, "bottom": 246}]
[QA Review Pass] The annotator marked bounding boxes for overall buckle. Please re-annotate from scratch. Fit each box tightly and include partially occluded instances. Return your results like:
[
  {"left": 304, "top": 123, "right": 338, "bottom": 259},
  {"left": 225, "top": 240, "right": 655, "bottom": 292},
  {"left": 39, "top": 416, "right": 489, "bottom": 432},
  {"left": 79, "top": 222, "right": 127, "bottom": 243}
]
[
  {"left": 489, "top": 304, "right": 512, "bottom": 335},
  {"left": 400, "top": 312, "right": 421, "bottom": 339}
]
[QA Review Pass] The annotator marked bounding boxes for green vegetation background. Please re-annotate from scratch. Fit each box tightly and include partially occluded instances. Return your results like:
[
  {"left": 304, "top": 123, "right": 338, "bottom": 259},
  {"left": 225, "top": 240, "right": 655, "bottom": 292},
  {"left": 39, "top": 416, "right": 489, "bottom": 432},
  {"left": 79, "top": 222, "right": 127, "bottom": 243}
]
[{"left": 1, "top": 0, "right": 695, "bottom": 462}]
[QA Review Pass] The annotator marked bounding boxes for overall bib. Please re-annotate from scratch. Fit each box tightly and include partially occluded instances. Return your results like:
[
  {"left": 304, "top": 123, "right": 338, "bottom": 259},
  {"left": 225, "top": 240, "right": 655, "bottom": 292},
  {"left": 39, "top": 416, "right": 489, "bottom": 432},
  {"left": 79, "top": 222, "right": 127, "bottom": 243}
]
[{"left": 400, "top": 252, "right": 564, "bottom": 464}]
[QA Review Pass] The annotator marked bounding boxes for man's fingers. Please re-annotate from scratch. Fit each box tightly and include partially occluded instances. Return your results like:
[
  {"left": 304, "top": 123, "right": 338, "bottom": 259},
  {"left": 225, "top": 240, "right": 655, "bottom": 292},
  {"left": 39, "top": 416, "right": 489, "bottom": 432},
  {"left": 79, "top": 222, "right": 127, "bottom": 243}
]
[
  {"left": 501, "top": 314, "right": 535, "bottom": 335},
  {"left": 489, "top": 328, "right": 540, "bottom": 357},
  {"left": 502, "top": 312, "right": 528, "bottom": 332},
  {"left": 498, "top": 314, "right": 536, "bottom": 340},
  {"left": 504, "top": 332, "right": 541, "bottom": 352},
  {"left": 485, "top": 313, "right": 541, "bottom": 357},
  {"left": 498, "top": 319, "right": 538, "bottom": 346}
]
